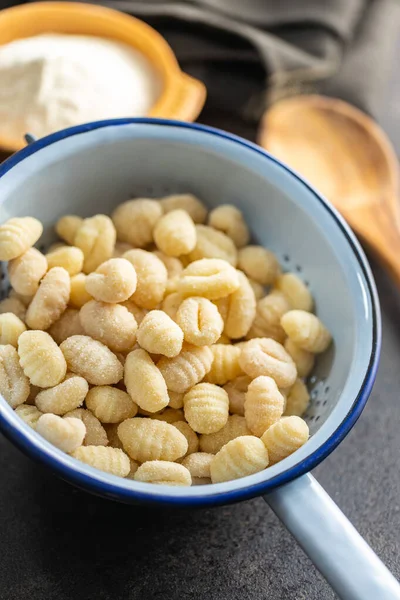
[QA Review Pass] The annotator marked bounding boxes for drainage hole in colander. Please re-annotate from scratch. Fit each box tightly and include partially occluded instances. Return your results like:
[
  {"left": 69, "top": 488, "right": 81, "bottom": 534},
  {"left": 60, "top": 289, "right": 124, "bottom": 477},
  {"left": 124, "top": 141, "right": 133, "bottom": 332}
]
[
  {"left": 324, "top": 385, "right": 330, "bottom": 394},
  {"left": 323, "top": 400, "right": 328, "bottom": 406},
  {"left": 283, "top": 254, "right": 290, "bottom": 263},
  {"left": 295, "top": 264, "right": 302, "bottom": 272}
]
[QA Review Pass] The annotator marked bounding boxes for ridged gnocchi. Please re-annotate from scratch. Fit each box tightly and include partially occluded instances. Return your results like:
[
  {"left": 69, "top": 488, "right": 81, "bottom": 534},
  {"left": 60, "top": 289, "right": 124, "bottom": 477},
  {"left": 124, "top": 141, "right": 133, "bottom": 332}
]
[
  {"left": 247, "top": 291, "right": 290, "bottom": 342},
  {"left": 178, "top": 258, "right": 240, "bottom": 300},
  {"left": 205, "top": 344, "right": 243, "bottom": 385},
  {"left": 74, "top": 214, "right": 116, "bottom": 273},
  {"left": 85, "top": 386, "right": 138, "bottom": 423},
  {"left": 137, "top": 310, "right": 183, "bottom": 357},
  {"left": 35, "top": 375, "right": 88, "bottom": 415},
  {"left": 36, "top": 414, "right": 86, "bottom": 453},
  {"left": 80, "top": 300, "right": 137, "bottom": 352},
  {"left": 26, "top": 267, "right": 70, "bottom": 330},
  {"left": 223, "top": 271, "right": 256, "bottom": 339},
  {"left": 160, "top": 194, "right": 207, "bottom": 224},
  {"left": 237, "top": 245, "right": 280, "bottom": 285},
  {"left": 154, "top": 209, "right": 197, "bottom": 256},
  {"left": 134, "top": 460, "right": 192, "bottom": 486},
  {"left": 210, "top": 436, "right": 269, "bottom": 483},
  {"left": 281, "top": 310, "right": 332, "bottom": 353},
  {"left": 188, "top": 224, "right": 238, "bottom": 266},
  {"left": 0, "top": 217, "right": 43, "bottom": 260},
  {"left": 245, "top": 376, "right": 285, "bottom": 437},
  {"left": 118, "top": 418, "right": 188, "bottom": 462},
  {"left": 18, "top": 330, "right": 67, "bottom": 388},
  {"left": 176, "top": 297, "right": 223, "bottom": 346},
  {"left": 112, "top": 198, "right": 163, "bottom": 246},
  {"left": 85, "top": 258, "right": 137, "bottom": 303},
  {"left": 124, "top": 349, "right": 169, "bottom": 412},
  {"left": 124, "top": 249, "right": 167, "bottom": 309},
  {"left": 8, "top": 248, "right": 47, "bottom": 296},
  {"left": 183, "top": 383, "right": 229, "bottom": 434},
  {"left": 208, "top": 205, "right": 249, "bottom": 248},
  {"left": 199, "top": 415, "right": 250, "bottom": 454},
  {"left": 46, "top": 246, "right": 84, "bottom": 276},
  {"left": 65, "top": 408, "right": 108, "bottom": 446},
  {"left": 275, "top": 273, "right": 313, "bottom": 312},
  {"left": 239, "top": 337, "right": 297, "bottom": 388},
  {"left": 60, "top": 335, "right": 123, "bottom": 385},
  {"left": 261, "top": 416, "right": 309, "bottom": 464},
  {"left": 0, "top": 313, "right": 26, "bottom": 346},
  {"left": 55, "top": 215, "right": 83, "bottom": 245},
  {"left": 157, "top": 343, "right": 213, "bottom": 393},
  {"left": 71, "top": 445, "right": 131, "bottom": 477},
  {"left": 0, "top": 344, "right": 30, "bottom": 407},
  {"left": 49, "top": 308, "right": 85, "bottom": 344}
]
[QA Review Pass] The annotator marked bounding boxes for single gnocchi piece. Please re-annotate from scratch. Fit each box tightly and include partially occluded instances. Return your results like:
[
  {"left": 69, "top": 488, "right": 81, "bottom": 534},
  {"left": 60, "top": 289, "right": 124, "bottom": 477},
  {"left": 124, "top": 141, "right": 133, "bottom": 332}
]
[
  {"left": 48, "top": 308, "right": 85, "bottom": 344},
  {"left": 134, "top": 460, "right": 192, "bottom": 486},
  {"left": 223, "top": 271, "right": 256, "bottom": 339},
  {"left": 154, "top": 210, "right": 197, "bottom": 256},
  {"left": 223, "top": 375, "right": 251, "bottom": 416},
  {"left": 183, "top": 383, "right": 229, "bottom": 434},
  {"left": 60, "top": 335, "right": 123, "bottom": 385},
  {"left": 137, "top": 310, "right": 183, "bottom": 357},
  {"left": 284, "top": 339, "right": 315, "bottom": 378},
  {"left": 157, "top": 343, "right": 213, "bottom": 393},
  {"left": 153, "top": 251, "right": 183, "bottom": 279},
  {"left": 46, "top": 246, "right": 84, "bottom": 276},
  {"left": 0, "top": 344, "right": 30, "bottom": 407},
  {"left": 85, "top": 386, "right": 138, "bottom": 423},
  {"left": 118, "top": 418, "right": 188, "bottom": 462},
  {"left": 18, "top": 330, "right": 67, "bottom": 387},
  {"left": 275, "top": 273, "right": 313, "bottom": 312},
  {"left": 0, "top": 313, "right": 26, "bottom": 346},
  {"left": 168, "top": 391, "right": 184, "bottom": 409},
  {"left": 15, "top": 403, "right": 43, "bottom": 429},
  {"left": 247, "top": 291, "right": 290, "bottom": 342},
  {"left": 71, "top": 445, "right": 131, "bottom": 477},
  {"left": 188, "top": 225, "right": 238, "bottom": 266},
  {"left": 178, "top": 258, "right": 240, "bottom": 300},
  {"left": 85, "top": 258, "right": 137, "bottom": 303},
  {"left": 284, "top": 379, "right": 310, "bottom": 417},
  {"left": 69, "top": 273, "right": 92, "bottom": 309},
  {"left": 8, "top": 248, "right": 47, "bottom": 296},
  {"left": 281, "top": 310, "right": 332, "bottom": 353},
  {"left": 210, "top": 435, "right": 269, "bottom": 483},
  {"left": 208, "top": 205, "right": 250, "bottom": 248},
  {"left": 124, "top": 349, "right": 169, "bottom": 412},
  {"left": 172, "top": 421, "right": 199, "bottom": 456},
  {"left": 199, "top": 414, "right": 250, "bottom": 454},
  {"left": 65, "top": 408, "right": 108, "bottom": 446},
  {"left": 261, "top": 416, "right": 309, "bottom": 464},
  {"left": 239, "top": 337, "right": 297, "bottom": 388},
  {"left": 123, "top": 249, "right": 167, "bottom": 309},
  {"left": 238, "top": 246, "right": 281, "bottom": 285},
  {"left": 0, "top": 217, "right": 43, "bottom": 261},
  {"left": 161, "top": 292, "right": 183, "bottom": 322},
  {"left": 0, "top": 297, "right": 26, "bottom": 321},
  {"left": 181, "top": 452, "right": 213, "bottom": 479},
  {"left": 80, "top": 301, "right": 137, "bottom": 353},
  {"left": 176, "top": 297, "right": 223, "bottom": 346},
  {"left": 36, "top": 414, "right": 86, "bottom": 453},
  {"left": 25, "top": 267, "right": 70, "bottom": 330},
  {"left": 35, "top": 375, "right": 88, "bottom": 415},
  {"left": 205, "top": 344, "right": 243, "bottom": 385},
  {"left": 74, "top": 214, "right": 116, "bottom": 273},
  {"left": 55, "top": 215, "right": 83, "bottom": 245},
  {"left": 245, "top": 376, "right": 285, "bottom": 437},
  {"left": 112, "top": 198, "right": 163, "bottom": 246}
]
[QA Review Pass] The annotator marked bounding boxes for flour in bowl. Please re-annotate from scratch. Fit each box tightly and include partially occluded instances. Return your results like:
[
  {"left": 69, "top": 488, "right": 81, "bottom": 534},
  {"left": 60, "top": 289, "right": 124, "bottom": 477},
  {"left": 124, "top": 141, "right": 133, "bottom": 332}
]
[{"left": 0, "top": 34, "right": 161, "bottom": 141}]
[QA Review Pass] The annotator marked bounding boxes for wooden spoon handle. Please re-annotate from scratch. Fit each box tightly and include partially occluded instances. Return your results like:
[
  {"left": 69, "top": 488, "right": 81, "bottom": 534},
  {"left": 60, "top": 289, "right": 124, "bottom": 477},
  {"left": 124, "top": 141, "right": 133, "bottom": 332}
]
[{"left": 356, "top": 204, "right": 400, "bottom": 288}]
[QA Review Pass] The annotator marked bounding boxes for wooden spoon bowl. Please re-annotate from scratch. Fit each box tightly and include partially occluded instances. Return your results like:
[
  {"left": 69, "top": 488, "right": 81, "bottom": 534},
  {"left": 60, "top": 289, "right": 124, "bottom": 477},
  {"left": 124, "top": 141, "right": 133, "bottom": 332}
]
[{"left": 260, "top": 95, "right": 400, "bottom": 285}]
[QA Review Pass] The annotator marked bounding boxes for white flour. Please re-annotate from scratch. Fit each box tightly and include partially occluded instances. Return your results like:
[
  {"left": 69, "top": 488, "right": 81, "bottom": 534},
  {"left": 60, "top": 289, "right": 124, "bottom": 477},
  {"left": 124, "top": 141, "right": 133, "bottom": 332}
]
[{"left": 0, "top": 34, "right": 160, "bottom": 140}]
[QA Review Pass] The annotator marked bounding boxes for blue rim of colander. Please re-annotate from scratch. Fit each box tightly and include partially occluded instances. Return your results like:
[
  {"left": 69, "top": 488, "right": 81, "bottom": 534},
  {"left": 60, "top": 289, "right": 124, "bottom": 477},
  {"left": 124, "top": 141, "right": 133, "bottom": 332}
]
[{"left": 0, "top": 118, "right": 381, "bottom": 506}]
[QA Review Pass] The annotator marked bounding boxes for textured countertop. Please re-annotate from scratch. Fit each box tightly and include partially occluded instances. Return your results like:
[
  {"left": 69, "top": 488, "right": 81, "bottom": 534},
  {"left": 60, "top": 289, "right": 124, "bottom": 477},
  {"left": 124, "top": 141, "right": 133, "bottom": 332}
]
[{"left": 2, "top": 54, "right": 400, "bottom": 600}]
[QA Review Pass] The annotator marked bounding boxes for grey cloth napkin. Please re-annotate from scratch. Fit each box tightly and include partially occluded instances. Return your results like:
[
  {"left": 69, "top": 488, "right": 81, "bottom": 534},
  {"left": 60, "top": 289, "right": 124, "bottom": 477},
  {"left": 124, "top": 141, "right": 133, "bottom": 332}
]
[{"left": 48, "top": 0, "right": 400, "bottom": 138}]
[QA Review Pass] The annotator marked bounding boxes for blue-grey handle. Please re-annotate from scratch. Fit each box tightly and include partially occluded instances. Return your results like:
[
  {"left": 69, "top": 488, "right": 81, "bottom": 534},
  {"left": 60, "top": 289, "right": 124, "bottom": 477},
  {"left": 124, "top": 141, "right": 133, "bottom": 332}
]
[{"left": 265, "top": 473, "right": 400, "bottom": 600}]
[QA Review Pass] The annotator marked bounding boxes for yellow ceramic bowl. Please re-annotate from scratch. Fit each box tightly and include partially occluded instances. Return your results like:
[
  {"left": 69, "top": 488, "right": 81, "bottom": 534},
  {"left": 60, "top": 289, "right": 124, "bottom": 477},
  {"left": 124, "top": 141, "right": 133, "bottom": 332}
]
[{"left": 0, "top": 1, "right": 207, "bottom": 152}]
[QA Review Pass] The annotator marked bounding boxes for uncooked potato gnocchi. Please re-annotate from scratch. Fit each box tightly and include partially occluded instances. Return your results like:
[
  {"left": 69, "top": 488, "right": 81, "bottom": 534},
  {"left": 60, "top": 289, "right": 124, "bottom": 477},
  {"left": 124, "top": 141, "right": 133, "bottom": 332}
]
[{"left": 1, "top": 197, "right": 330, "bottom": 486}]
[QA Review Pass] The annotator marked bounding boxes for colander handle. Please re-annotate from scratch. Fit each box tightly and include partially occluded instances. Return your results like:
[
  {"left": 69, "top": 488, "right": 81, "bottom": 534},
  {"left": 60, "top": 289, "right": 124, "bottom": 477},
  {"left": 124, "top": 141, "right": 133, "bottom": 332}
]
[{"left": 265, "top": 473, "right": 400, "bottom": 600}]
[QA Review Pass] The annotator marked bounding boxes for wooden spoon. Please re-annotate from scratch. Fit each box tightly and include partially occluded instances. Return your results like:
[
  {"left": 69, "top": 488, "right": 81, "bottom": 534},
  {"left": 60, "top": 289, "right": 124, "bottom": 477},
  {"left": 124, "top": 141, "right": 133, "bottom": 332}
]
[{"left": 259, "top": 95, "right": 400, "bottom": 285}]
